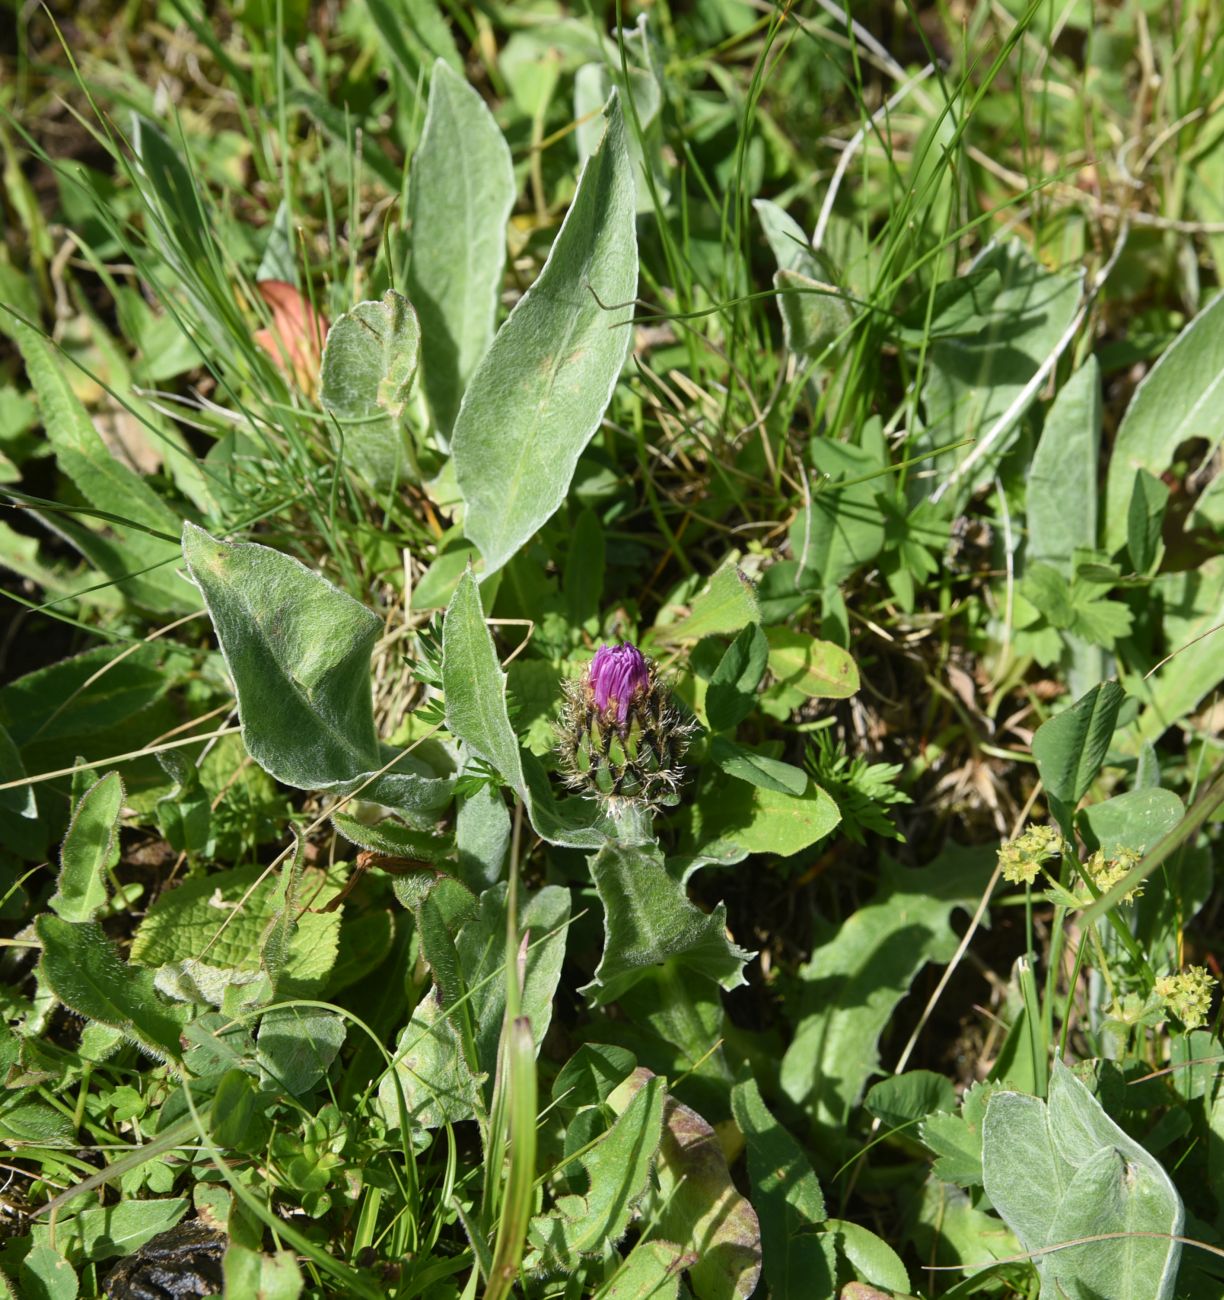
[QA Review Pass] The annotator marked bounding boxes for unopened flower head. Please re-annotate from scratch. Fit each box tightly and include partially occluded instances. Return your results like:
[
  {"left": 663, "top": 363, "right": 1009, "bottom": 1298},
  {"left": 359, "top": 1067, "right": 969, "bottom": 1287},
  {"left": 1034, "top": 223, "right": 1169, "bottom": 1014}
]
[
  {"left": 1083, "top": 847, "right": 1143, "bottom": 903},
  {"left": 557, "top": 641, "right": 695, "bottom": 811},
  {"left": 998, "top": 823, "right": 1065, "bottom": 886},
  {"left": 1155, "top": 965, "right": 1217, "bottom": 1031}
]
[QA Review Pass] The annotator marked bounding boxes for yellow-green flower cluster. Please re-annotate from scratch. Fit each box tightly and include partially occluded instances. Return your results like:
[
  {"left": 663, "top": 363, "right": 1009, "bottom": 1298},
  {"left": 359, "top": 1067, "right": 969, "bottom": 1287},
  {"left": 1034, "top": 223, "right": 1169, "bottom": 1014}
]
[
  {"left": 997, "top": 824, "right": 1065, "bottom": 885},
  {"left": 1155, "top": 966, "right": 1218, "bottom": 1031},
  {"left": 1083, "top": 847, "right": 1143, "bottom": 904}
]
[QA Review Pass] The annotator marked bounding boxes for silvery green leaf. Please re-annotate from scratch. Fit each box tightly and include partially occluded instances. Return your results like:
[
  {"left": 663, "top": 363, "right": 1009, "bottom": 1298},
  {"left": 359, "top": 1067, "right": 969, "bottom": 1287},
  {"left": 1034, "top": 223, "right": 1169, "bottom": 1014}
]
[
  {"left": 182, "top": 523, "right": 452, "bottom": 818},
  {"left": 408, "top": 60, "right": 515, "bottom": 437},
  {"left": 320, "top": 290, "right": 421, "bottom": 489},
  {"left": 452, "top": 95, "right": 637, "bottom": 577}
]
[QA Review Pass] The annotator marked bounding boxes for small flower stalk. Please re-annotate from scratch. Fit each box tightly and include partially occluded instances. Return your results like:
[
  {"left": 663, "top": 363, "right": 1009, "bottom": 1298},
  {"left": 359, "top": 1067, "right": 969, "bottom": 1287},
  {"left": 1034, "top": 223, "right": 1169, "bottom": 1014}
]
[{"left": 558, "top": 643, "right": 695, "bottom": 813}]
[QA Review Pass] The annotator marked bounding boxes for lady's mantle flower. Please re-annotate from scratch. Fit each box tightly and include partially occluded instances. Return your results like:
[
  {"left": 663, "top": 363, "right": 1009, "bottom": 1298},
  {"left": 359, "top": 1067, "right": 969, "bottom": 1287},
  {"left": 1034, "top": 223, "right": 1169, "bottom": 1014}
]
[
  {"left": 558, "top": 642, "right": 695, "bottom": 810},
  {"left": 1083, "top": 847, "right": 1143, "bottom": 903},
  {"left": 998, "top": 824, "right": 1065, "bottom": 885},
  {"left": 1155, "top": 965, "right": 1217, "bottom": 1031}
]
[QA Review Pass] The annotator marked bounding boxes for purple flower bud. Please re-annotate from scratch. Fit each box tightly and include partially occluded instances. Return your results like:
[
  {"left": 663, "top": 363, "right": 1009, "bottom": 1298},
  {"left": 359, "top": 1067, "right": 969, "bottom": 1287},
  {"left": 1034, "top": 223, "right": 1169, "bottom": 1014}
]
[{"left": 587, "top": 642, "right": 650, "bottom": 725}]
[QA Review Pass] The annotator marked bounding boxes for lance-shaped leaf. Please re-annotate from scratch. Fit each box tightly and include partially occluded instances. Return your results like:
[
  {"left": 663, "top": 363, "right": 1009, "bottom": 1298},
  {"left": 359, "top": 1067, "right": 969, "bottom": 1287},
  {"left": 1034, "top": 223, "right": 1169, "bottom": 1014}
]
[
  {"left": 36, "top": 916, "right": 185, "bottom": 1063},
  {"left": 527, "top": 1073, "right": 666, "bottom": 1269},
  {"left": 320, "top": 290, "right": 421, "bottom": 489},
  {"left": 452, "top": 94, "right": 637, "bottom": 577},
  {"left": 408, "top": 60, "right": 515, "bottom": 437},
  {"left": 1032, "top": 680, "right": 1124, "bottom": 812},
  {"left": 583, "top": 842, "right": 753, "bottom": 1006},
  {"left": 182, "top": 523, "right": 451, "bottom": 817},
  {"left": 441, "top": 570, "right": 617, "bottom": 847},
  {"left": 49, "top": 771, "right": 122, "bottom": 922}
]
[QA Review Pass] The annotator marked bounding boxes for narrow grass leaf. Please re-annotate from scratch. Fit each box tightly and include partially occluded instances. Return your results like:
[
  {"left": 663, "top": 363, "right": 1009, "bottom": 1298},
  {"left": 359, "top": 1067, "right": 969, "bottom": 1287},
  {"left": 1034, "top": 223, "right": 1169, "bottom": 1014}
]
[{"left": 452, "top": 95, "right": 637, "bottom": 577}]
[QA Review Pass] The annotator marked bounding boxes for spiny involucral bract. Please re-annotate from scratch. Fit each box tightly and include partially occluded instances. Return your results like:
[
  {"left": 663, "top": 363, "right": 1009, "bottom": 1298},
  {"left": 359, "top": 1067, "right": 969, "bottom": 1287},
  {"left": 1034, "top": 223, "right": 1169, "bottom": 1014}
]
[{"left": 557, "top": 643, "right": 695, "bottom": 812}]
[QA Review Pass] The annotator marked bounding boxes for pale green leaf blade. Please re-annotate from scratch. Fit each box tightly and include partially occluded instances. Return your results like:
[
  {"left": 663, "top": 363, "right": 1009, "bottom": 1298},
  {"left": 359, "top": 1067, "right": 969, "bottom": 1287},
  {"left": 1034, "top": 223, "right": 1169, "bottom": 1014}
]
[
  {"left": 1078, "top": 788, "right": 1184, "bottom": 857},
  {"left": 319, "top": 290, "right": 420, "bottom": 488},
  {"left": 684, "top": 776, "right": 841, "bottom": 857},
  {"left": 35, "top": 917, "right": 184, "bottom": 1063},
  {"left": 731, "top": 1077, "right": 832, "bottom": 1298},
  {"left": 1104, "top": 290, "right": 1224, "bottom": 553},
  {"left": 441, "top": 569, "right": 525, "bottom": 788},
  {"left": 654, "top": 1094, "right": 763, "bottom": 1300},
  {"left": 1028, "top": 358, "right": 1101, "bottom": 574},
  {"left": 1031, "top": 680, "right": 1124, "bottom": 808},
  {"left": 527, "top": 1073, "right": 666, "bottom": 1269},
  {"left": 921, "top": 240, "right": 1083, "bottom": 499},
  {"left": 780, "top": 848, "right": 988, "bottom": 1144},
  {"left": 584, "top": 843, "right": 753, "bottom": 1006},
  {"left": 182, "top": 523, "right": 451, "bottom": 815},
  {"left": 453, "top": 95, "right": 637, "bottom": 576},
  {"left": 408, "top": 61, "right": 515, "bottom": 436},
  {"left": 764, "top": 627, "right": 859, "bottom": 699},
  {"left": 50, "top": 772, "right": 122, "bottom": 922},
  {"left": 655, "top": 562, "right": 761, "bottom": 645}
]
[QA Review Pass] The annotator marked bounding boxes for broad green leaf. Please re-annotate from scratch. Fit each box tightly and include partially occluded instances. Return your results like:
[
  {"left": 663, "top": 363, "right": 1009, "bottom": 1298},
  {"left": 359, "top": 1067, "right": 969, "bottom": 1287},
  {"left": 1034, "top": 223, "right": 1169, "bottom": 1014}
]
[
  {"left": 754, "top": 200, "right": 852, "bottom": 360},
  {"left": 319, "top": 290, "right": 420, "bottom": 489},
  {"left": 602, "top": 1240, "right": 693, "bottom": 1300},
  {"left": 36, "top": 1197, "right": 188, "bottom": 1263},
  {"left": 221, "top": 1245, "right": 303, "bottom": 1300},
  {"left": 983, "top": 1061, "right": 1183, "bottom": 1299},
  {"left": 19, "top": 1244, "right": 78, "bottom": 1300},
  {"left": 709, "top": 737, "right": 808, "bottom": 796},
  {"left": 182, "top": 523, "right": 451, "bottom": 817},
  {"left": 1027, "top": 359, "right": 1101, "bottom": 574},
  {"left": 130, "top": 863, "right": 341, "bottom": 995},
  {"left": 407, "top": 61, "right": 515, "bottom": 436},
  {"left": 773, "top": 268, "right": 853, "bottom": 361},
  {"left": 379, "top": 884, "right": 570, "bottom": 1125},
  {"left": 1031, "top": 680, "right": 1124, "bottom": 809},
  {"left": 655, "top": 563, "right": 761, "bottom": 644},
  {"left": 442, "top": 568, "right": 526, "bottom": 787},
  {"left": 49, "top": 772, "right": 122, "bottom": 922},
  {"left": 653, "top": 1093, "right": 763, "bottom": 1300},
  {"left": 363, "top": 0, "right": 461, "bottom": 92},
  {"left": 764, "top": 627, "right": 859, "bottom": 699},
  {"left": 527, "top": 1074, "right": 666, "bottom": 1269},
  {"left": 455, "top": 782, "right": 510, "bottom": 889},
  {"left": 685, "top": 774, "right": 840, "bottom": 856},
  {"left": 584, "top": 842, "right": 753, "bottom": 1006},
  {"left": 705, "top": 624, "right": 769, "bottom": 732},
  {"left": 257, "top": 1007, "right": 346, "bottom": 1095},
  {"left": 1077, "top": 788, "right": 1184, "bottom": 858},
  {"left": 0, "top": 721, "right": 35, "bottom": 819},
  {"left": 14, "top": 322, "right": 186, "bottom": 613},
  {"left": 817, "top": 1220, "right": 910, "bottom": 1294},
  {"left": 780, "top": 847, "right": 988, "bottom": 1144},
  {"left": 790, "top": 440, "right": 886, "bottom": 592},
  {"left": 921, "top": 240, "right": 1083, "bottom": 500},
  {"left": 1126, "top": 468, "right": 1169, "bottom": 574},
  {"left": 452, "top": 96, "right": 637, "bottom": 576},
  {"left": 864, "top": 1070, "right": 956, "bottom": 1133},
  {"left": 895, "top": 267, "right": 1002, "bottom": 343},
  {"left": 731, "top": 1078, "right": 833, "bottom": 1298},
  {"left": 442, "top": 570, "right": 616, "bottom": 848},
  {"left": 36, "top": 916, "right": 184, "bottom": 1063},
  {"left": 1128, "top": 555, "right": 1224, "bottom": 744},
  {"left": 1104, "top": 290, "right": 1224, "bottom": 553},
  {"left": 553, "top": 1043, "right": 637, "bottom": 1110}
]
